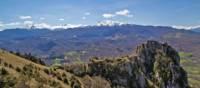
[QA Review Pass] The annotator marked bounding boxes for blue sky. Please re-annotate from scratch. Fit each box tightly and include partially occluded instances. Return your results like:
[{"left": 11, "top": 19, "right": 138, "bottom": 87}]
[{"left": 0, "top": 0, "right": 200, "bottom": 30}]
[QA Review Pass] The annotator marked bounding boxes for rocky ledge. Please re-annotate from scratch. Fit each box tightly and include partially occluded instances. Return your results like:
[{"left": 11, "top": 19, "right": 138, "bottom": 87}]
[{"left": 65, "top": 41, "right": 190, "bottom": 88}]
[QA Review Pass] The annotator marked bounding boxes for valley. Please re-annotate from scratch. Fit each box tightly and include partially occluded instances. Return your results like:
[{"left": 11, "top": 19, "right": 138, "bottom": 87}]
[{"left": 0, "top": 24, "right": 200, "bottom": 87}]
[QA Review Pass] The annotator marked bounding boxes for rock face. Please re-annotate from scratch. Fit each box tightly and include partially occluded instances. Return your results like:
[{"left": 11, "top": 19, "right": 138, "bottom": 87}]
[
  {"left": 134, "top": 41, "right": 189, "bottom": 88},
  {"left": 65, "top": 41, "right": 189, "bottom": 88}
]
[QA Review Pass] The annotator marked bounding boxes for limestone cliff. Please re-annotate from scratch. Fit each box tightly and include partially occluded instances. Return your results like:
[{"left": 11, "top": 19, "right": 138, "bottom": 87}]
[
  {"left": 65, "top": 41, "right": 190, "bottom": 88},
  {"left": 0, "top": 41, "right": 190, "bottom": 88}
]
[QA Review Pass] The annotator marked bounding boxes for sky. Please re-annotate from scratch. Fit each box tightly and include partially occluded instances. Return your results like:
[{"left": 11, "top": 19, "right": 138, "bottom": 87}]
[{"left": 0, "top": 0, "right": 200, "bottom": 30}]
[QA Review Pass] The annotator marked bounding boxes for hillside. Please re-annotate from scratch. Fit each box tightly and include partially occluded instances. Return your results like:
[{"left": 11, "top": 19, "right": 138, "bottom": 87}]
[
  {"left": 0, "top": 48, "right": 115, "bottom": 88},
  {"left": 0, "top": 41, "right": 190, "bottom": 88},
  {"left": 0, "top": 49, "right": 71, "bottom": 88}
]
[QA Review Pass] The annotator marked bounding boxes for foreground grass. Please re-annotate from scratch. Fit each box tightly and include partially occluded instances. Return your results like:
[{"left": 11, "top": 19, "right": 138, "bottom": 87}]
[{"left": 0, "top": 49, "right": 111, "bottom": 88}]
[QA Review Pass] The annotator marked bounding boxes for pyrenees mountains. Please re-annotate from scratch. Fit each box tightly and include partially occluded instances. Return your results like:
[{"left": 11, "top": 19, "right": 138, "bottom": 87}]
[{"left": 0, "top": 24, "right": 199, "bottom": 63}]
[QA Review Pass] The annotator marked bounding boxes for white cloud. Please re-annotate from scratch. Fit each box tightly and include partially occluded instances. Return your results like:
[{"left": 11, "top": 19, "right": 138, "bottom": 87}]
[
  {"left": 116, "top": 9, "right": 129, "bottom": 16},
  {"left": 58, "top": 18, "right": 65, "bottom": 21},
  {"left": 102, "top": 13, "right": 115, "bottom": 18},
  {"left": 19, "top": 16, "right": 32, "bottom": 20},
  {"left": 0, "top": 20, "right": 87, "bottom": 30},
  {"left": 115, "top": 9, "right": 133, "bottom": 17},
  {"left": 82, "top": 16, "right": 86, "bottom": 20},
  {"left": 102, "top": 9, "right": 133, "bottom": 19},
  {"left": 6, "top": 22, "right": 21, "bottom": 26},
  {"left": 34, "top": 23, "right": 51, "bottom": 29},
  {"left": 28, "top": 23, "right": 87, "bottom": 30},
  {"left": 97, "top": 20, "right": 125, "bottom": 26},
  {"left": 0, "top": 24, "right": 3, "bottom": 27},
  {"left": 50, "top": 24, "right": 85, "bottom": 29},
  {"left": 0, "top": 21, "right": 4, "bottom": 27},
  {"left": 172, "top": 25, "right": 200, "bottom": 30},
  {"left": 23, "top": 21, "right": 34, "bottom": 28},
  {"left": 0, "top": 21, "right": 21, "bottom": 28},
  {"left": 84, "top": 12, "right": 91, "bottom": 15}
]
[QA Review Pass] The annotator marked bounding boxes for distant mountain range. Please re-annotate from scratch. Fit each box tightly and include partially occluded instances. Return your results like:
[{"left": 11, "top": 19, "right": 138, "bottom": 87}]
[
  {"left": 191, "top": 28, "right": 200, "bottom": 32},
  {"left": 0, "top": 24, "right": 199, "bottom": 64}
]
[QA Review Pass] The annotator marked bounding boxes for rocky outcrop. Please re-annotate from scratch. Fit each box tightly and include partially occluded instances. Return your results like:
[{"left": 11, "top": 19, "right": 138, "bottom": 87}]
[
  {"left": 65, "top": 41, "right": 190, "bottom": 88},
  {"left": 135, "top": 41, "right": 189, "bottom": 88}
]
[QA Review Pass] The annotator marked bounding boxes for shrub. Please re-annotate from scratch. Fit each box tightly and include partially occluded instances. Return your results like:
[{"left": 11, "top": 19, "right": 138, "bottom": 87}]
[
  {"left": 70, "top": 76, "right": 82, "bottom": 88},
  {"left": 50, "top": 80, "right": 60, "bottom": 87},
  {"left": 0, "top": 76, "right": 16, "bottom": 88},
  {"left": 63, "top": 78, "right": 69, "bottom": 84},
  {"left": 73, "top": 85, "right": 81, "bottom": 88},
  {"left": 14, "top": 52, "right": 46, "bottom": 65},
  {"left": 62, "top": 73, "right": 66, "bottom": 77},
  {"left": 22, "top": 64, "right": 34, "bottom": 76},
  {"left": 22, "top": 66, "right": 27, "bottom": 71},
  {"left": 57, "top": 76, "right": 62, "bottom": 81},
  {"left": 43, "top": 68, "right": 50, "bottom": 74},
  {"left": 4, "top": 62, "right": 8, "bottom": 67},
  {"left": 5, "top": 77, "right": 15, "bottom": 87},
  {"left": 15, "top": 52, "right": 21, "bottom": 57},
  {"left": 16, "top": 67, "right": 21, "bottom": 72},
  {"left": 8, "top": 64, "right": 13, "bottom": 68},
  {"left": 0, "top": 68, "right": 8, "bottom": 75},
  {"left": 9, "top": 51, "right": 14, "bottom": 54}
]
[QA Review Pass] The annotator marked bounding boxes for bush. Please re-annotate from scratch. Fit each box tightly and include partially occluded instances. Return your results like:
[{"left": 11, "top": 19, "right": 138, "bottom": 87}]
[
  {"left": 22, "top": 64, "right": 34, "bottom": 76},
  {"left": 70, "top": 76, "right": 82, "bottom": 88},
  {"left": 14, "top": 52, "right": 46, "bottom": 65},
  {"left": 0, "top": 68, "right": 8, "bottom": 75},
  {"left": 63, "top": 78, "right": 69, "bottom": 84},
  {"left": 50, "top": 80, "right": 60, "bottom": 87},
  {"left": 43, "top": 68, "right": 50, "bottom": 74},
  {"left": 9, "top": 51, "right": 14, "bottom": 54},
  {"left": 0, "top": 76, "right": 17, "bottom": 88},
  {"left": 16, "top": 67, "right": 21, "bottom": 72},
  {"left": 57, "top": 76, "right": 62, "bottom": 81},
  {"left": 22, "top": 66, "right": 27, "bottom": 71},
  {"left": 8, "top": 64, "right": 13, "bottom": 68},
  {"left": 62, "top": 73, "right": 66, "bottom": 77},
  {"left": 15, "top": 52, "right": 20, "bottom": 56},
  {"left": 4, "top": 62, "right": 8, "bottom": 67}
]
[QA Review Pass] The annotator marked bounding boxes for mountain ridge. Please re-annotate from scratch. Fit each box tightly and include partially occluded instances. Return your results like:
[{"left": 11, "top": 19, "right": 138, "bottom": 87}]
[
  {"left": 0, "top": 41, "right": 190, "bottom": 88},
  {"left": 0, "top": 24, "right": 199, "bottom": 64},
  {"left": 64, "top": 41, "right": 190, "bottom": 88},
  {"left": 191, "top": 28, "right": 200, "bottom": 32}
]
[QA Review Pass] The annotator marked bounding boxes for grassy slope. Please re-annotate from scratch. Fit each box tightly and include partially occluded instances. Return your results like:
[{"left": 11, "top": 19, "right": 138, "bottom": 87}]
[
  {"left": 0, "top": 49, "right": 71, "bottom": 88},
  {"left": 0, "top": 49, "right": 47, "bottom": 69},
  {"left": 0, "top": 49, "right": 111, "bottom": 88}
]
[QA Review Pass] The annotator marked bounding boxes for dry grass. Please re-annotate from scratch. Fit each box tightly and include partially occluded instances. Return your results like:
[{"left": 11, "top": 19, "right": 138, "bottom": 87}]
[
  {"left": 0, "top": 49, "right": 46, "bottom": 69},
  {"left": 0, "top": 49, "right": 71, "bottom": 88}
]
